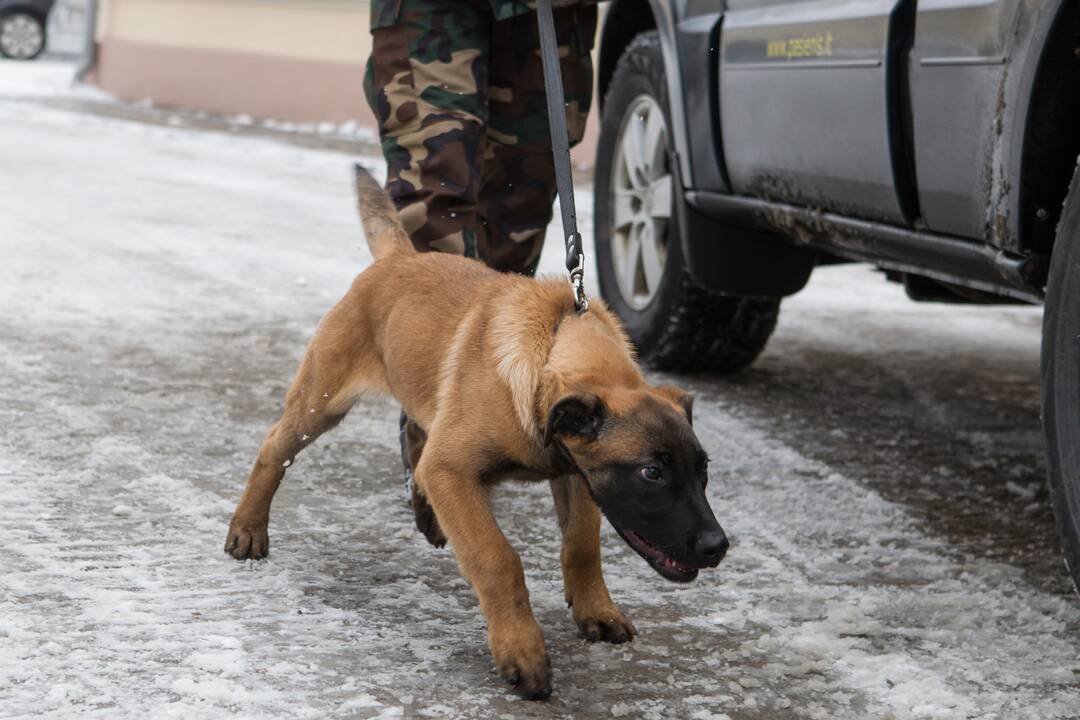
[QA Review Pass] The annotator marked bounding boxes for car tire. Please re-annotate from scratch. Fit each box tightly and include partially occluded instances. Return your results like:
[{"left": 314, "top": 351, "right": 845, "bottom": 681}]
[
  {"left": 594, "top": 31, "right": 779, "bottom": 373},
  {"left": 1041, "top": 160, "right": 1080, "bottom": 596},
  {"left": 0, "top": 11, "right": 46, "bottom": 61}
]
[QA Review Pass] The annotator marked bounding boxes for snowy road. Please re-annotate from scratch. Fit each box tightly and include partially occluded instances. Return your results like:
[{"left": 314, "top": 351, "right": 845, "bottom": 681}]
[{"left": 2, "top": 61, "right": 1080, "bottom": 719}]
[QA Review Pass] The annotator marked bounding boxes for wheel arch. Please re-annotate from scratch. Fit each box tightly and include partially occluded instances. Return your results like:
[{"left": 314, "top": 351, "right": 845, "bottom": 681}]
[
  {"left": 1018, "top": 0, "right": 1080, "bottom": 260},
  {"left": 597, "top": 0, "right": 657, "bottom": 115},
  {"left": 0, "top": 2, "right": 48, "bottom": 23}
]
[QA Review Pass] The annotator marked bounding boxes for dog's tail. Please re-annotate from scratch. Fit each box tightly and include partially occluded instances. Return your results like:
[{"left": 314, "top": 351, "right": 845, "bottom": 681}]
[{"left": 354, "top": 163, "right": 415, "bottom": 260}]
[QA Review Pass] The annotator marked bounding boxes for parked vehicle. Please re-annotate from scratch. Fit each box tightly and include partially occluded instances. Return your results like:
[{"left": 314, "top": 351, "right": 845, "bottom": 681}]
[
  {"left": 0, "top": 0, "right": 52, "bottom": 60},
  {"left": 593, "top": 0, "right": 1080, "bottom": 591}
]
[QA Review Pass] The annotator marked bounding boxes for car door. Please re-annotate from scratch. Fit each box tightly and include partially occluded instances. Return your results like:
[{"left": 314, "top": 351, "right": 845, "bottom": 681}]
[{"left": 718, "top": 0, "right": 916, "bottom": 225}]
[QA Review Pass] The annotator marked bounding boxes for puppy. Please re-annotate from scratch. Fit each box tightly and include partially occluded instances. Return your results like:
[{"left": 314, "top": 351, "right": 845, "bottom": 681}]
[{"left": 225, "top": 166, "right": 729, "bottom": 700}]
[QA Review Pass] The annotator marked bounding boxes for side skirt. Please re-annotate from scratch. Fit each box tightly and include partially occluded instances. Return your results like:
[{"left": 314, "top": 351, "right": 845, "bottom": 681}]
[{"left": 688, "top": 190, "right": 1048, "bottom": 304}]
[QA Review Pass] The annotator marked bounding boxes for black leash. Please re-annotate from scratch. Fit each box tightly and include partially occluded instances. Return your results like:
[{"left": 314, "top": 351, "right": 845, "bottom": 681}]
[{"left": 536, "top": 0, "right": 588, "bottom": 314}]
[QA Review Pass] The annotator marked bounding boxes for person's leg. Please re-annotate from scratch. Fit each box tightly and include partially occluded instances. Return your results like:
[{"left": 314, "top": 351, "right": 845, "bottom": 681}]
[
  {"left": 477, "top": 4, "right": 597, "bottom": 275},
  {"left": 363, "top": 0, "right": 492, "bottom": 257},
  {"left": 364, "top": 0, "right": 494, "bottom": 526}
]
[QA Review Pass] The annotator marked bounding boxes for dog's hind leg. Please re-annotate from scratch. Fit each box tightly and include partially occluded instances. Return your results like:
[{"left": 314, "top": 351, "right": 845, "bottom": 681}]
[
  {"left": 225, "top": 307, "right": 383, "bottom": 560},
  {"left": 400, "top": 418, "right": 446, "bottom": 548},
  {"left": 550, "top": 476, "right": 636, "bottom": 644}
]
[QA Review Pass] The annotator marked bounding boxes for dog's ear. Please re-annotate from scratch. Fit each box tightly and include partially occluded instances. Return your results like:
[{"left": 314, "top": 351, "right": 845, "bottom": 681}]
[
  {"left": 656, "top": 384, "right": 694, "bottom": 426},
  {"left": 543, "top": 393, "right": 605, "bottom": 446}
]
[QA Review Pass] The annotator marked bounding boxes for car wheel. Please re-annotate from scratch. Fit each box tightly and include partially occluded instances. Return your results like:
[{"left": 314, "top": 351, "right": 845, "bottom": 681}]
[
  {"left": 595, "top": 31, "right": 779, "bottom": 373},
  {"left": 0, "top": 12, "right": 46, "bottom": 60},
  {"left": 1041, "top": 160, "right": 1080, "bottom": 596}
]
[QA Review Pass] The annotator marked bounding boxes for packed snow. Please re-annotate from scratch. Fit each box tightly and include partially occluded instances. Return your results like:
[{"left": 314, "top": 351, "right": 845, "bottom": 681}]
[{"left": 2, "top": 59, "right": 1079, "bottom": 719}]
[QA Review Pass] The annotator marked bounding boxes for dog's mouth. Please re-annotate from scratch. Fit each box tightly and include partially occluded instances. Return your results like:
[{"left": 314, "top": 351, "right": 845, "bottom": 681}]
[{"left": 614, "top": 526, "right": 699, "bottom": 583}]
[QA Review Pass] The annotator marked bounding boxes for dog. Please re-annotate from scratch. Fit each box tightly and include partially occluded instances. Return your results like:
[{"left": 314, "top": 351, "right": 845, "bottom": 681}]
[{"left": 224, "top": 165, "right": 729, "bottom": 700}]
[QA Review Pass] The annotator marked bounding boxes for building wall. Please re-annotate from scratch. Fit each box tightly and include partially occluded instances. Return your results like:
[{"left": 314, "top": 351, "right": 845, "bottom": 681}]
[
  {"left": 91, "top": 0, "right": 375, "bottom": 127},
  {"left": 88, "top": 0, "right": 598, "bottom": 166}
]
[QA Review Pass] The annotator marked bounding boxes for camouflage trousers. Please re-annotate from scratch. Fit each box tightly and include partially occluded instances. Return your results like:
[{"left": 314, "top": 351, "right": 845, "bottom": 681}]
[{"left": 363, "top": 0, "right": 597, "bottom": 274}]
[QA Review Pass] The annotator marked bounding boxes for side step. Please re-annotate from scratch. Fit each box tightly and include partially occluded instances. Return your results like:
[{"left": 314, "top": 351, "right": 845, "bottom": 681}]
[{"left": 687, "top": 190, "right": 1048, "bottom": 304}]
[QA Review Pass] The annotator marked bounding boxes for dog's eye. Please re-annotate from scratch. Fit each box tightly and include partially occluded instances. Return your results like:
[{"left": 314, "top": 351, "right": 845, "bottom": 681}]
[{"left": 640, "top": 465, "right": 662, "bottom": 482}]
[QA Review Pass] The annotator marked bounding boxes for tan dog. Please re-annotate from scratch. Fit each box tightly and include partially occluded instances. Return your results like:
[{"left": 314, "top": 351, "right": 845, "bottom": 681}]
[{"left": 225, "top": 166, "right": 729, "bottom": 700}]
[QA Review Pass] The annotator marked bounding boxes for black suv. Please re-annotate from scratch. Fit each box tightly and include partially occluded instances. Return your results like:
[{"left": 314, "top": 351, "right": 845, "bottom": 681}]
[
  {"left": 0, "top": 0, "right": 52, "bottom": 60},
  {"left": 592, "top": 1, "right": 1080, "bottom": 592}
]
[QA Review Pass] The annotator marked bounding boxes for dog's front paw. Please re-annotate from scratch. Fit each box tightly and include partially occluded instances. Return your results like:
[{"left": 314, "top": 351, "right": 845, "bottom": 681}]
[
  {"left": 574, "top": 602, "right": 636, "bottom": 644},
  {"left": 491, "top": 625, "right": 552, "bottom": 701},
  {"left": 498, "top": 653, "right": 552, "bottom": 701},
  {"left": 224, "top": 517, "right": 269, "bottom": 560}
]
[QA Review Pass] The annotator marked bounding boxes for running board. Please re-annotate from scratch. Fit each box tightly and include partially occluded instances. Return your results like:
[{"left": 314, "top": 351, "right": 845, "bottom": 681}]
[{"left": 686, "top": 191, "right": 1048, "bottom": 304}]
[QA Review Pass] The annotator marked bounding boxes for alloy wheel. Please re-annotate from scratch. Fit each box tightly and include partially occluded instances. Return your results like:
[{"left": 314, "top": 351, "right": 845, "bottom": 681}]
[
  {"left": 609, "top": 95, "right": 673, "bottom": 310},
  {"left": 1, "top": 14, "right": 44, "bottom": 60}
]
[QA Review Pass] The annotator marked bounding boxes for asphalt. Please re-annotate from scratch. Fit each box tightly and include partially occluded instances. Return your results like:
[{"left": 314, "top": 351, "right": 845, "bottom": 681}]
[{"left": 2, "top": 60, "right": 1079, "bottom": 720}]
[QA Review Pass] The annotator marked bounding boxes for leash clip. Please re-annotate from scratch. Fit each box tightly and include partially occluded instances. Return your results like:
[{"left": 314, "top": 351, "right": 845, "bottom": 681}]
[
  {"left": 566, "top": 232, "right": 588, "bottom": 314},
  {"left": 571, "top": 272, "right": 588, "bottom": 314}
]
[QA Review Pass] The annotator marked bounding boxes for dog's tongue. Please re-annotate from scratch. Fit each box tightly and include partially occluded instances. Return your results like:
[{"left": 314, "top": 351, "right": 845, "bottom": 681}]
[
  {"left": 629, "top": 530, "right": 693, "bottom": 572},
  {"left": 660, "top": 554, "right": 694, "bottom": 573}
]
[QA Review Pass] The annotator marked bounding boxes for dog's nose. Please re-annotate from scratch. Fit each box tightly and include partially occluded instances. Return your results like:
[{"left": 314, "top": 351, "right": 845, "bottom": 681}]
[{"left": 696, "top": 529, "right": 729, "bottom": 565}]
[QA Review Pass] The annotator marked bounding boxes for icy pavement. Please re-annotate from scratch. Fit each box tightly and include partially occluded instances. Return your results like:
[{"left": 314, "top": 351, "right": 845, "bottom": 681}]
[{"left": 2, "top": 60, "right": 1080, "bottom": 719}]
